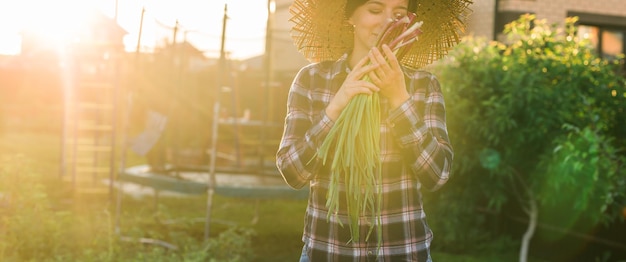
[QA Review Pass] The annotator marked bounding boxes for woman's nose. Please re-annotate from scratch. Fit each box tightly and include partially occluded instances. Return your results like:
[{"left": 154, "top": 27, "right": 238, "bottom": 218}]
[{"left": 383, "top": 10, "right": 393, "bottom": 20}]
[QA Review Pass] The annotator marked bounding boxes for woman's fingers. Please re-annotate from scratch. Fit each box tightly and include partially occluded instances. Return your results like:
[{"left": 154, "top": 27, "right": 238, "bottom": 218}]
[
  {"left": 351, "top": 58, "right": 378, "bottom": 80},
  {"left": 371, "top": 47, "right": 392, "bottom": 71},
  {"left": 381, "top": 45, "right": 400, "bottom": 71},
  {"left": 367, "top": 70, "right": 382, "bottom": 86},
  {"left": 359, "top": 80, "right": 380, "bottom": 93},
  {"left": 344, "top": 80, "right": 379, "bottom": 97},
  {"left": 368, "top": 46, "right": 401, "bottom": 85}
]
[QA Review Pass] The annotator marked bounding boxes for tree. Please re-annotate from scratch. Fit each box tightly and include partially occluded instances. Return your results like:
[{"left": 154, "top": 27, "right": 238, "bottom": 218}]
[{"left": 430, "top": 15, "right": 626, "bottom": 261}]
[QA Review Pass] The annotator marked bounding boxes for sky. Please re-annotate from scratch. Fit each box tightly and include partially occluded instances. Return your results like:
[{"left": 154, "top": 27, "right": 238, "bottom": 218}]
[{"left": 0, "top": 0, "right": 270, "bottom": 59}]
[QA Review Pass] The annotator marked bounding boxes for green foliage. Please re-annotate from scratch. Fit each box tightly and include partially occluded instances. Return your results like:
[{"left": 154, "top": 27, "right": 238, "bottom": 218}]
[
  {"left": 0, "top": 155, "right": 112, "bottom": 261},
  {"left": 0, "top": 154, "right": 257, "bottom": 262},
  {"left": 1, "top": 131, "right": 574, "bottom": 262},
  {"left": 537, "top": 123, "right": 625, "bottom": 229},
  {"left": 198, "top": 226, "right": 256, "bottom": 262},
  {"left": 115, "top": 226, "right": 256, "bottom": 262},
  {"left": 427, "top": 14, "right": 626, "bottom": 251}
]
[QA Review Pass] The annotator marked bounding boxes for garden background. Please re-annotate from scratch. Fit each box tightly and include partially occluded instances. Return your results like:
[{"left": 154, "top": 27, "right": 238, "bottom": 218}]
[{"left": 0, "top": 15, "right": 625, "bottom": 262}]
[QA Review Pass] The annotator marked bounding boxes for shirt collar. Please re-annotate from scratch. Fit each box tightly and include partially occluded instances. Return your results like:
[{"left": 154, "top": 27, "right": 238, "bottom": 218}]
[{"left": 332, "top": 53, "right": 351, "bottom": 75}]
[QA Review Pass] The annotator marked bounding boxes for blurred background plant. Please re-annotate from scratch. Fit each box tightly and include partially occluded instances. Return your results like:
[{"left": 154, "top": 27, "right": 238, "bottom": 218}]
[{"left": 428, "top": 14, "right": 626, "bottom": 262}]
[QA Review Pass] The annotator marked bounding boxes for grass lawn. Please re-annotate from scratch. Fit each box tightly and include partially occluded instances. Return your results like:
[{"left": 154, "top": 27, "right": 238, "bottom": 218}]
[{"left": 0, "top": 130, "right": 544, "bottom": 261}]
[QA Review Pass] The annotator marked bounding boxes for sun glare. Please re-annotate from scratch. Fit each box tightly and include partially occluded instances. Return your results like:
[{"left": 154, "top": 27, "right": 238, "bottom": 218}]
[
  {"left": 0, "top": 3, "right": 24, "bottom": 55},
  {"left": 12, "top": 0, "right": 100, "bottom": 53},
  {"left": 0, "top": 0, "right": 269, "bottom": 59}
]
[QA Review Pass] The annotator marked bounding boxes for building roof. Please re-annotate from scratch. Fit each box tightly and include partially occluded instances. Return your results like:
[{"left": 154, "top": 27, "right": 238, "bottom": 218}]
[
  {"left": 20, "top": 9, "right": 128, "bottom": 57},
  {"left": 157, "top": 41, "right": 206, "bottom": 58}
]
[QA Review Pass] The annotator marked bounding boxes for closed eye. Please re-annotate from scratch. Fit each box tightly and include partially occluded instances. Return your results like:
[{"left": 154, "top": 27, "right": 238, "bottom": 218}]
[{"left": 369, "top": 8, "right": 383, "bottom": 15}]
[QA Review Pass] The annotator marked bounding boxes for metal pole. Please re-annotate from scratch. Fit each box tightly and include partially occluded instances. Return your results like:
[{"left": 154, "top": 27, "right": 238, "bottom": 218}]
[
  {"left": 109, "top": 44, "right": 120, "bottom": 200},
  {"left": 493, "top": 0, "right": 499, "bottom": 41},
  {"left": 114, "top": 0, "right": 119, "bottom": 22},
  {"left": 205, "top": 3, "right": 228, "bottom": 241},
  {"left": 135, "top": 7, "right": 145, "bottom": 54},
  {"left": 258, "top": 0, "right": 275, "bottom": 175},
  {"left": 170, "top": 20, "right": 180, "bottom": 169},
  {"left": 115, "top": 6, "right": 144, "bottom": 236}
]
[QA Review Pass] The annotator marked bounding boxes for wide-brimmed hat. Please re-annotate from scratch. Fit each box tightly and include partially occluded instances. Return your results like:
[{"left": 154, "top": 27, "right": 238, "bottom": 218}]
[{"left": 289, "top": 0, "right": 473, "bottom": 69}]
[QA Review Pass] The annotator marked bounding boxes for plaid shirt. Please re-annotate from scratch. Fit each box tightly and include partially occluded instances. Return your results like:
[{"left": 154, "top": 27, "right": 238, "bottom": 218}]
[{"left": 276, "top": 55, "right": 453, "bottom": 262}]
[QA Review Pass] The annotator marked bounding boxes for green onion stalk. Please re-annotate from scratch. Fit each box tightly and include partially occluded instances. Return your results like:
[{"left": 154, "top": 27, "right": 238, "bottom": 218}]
[{"left": 315, "top": 13, "right": 423, "bottom": 247}]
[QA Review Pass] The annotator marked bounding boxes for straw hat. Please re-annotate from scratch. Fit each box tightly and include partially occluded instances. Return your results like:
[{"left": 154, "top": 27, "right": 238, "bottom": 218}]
[{"left": 289, "top": 0, "right": 473, "bottom": 69}]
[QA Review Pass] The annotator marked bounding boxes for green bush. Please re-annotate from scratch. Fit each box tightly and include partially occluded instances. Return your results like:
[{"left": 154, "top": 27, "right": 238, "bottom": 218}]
[
  {"left": 0, "top": 153, "right": 257, "bottom": 261},
  {"left": 426, "top": 14, "right": 626, "bottom": 256},
  {"left": 0, "top": 154, "right": 101, "bottom": 261},
  {"left": 195, "top": 226, "right": 256, "bottom": 262}
]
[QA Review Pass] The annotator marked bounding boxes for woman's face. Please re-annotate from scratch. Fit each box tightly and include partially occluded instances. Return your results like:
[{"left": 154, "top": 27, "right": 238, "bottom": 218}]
[{"left": 348, "top": 0, "right": 410, "bottom": 54}]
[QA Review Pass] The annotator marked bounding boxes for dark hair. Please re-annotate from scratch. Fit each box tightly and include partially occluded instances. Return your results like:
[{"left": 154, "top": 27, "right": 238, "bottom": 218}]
[{"left": 344, "top": 0, "right": 418, "bottom": 18}]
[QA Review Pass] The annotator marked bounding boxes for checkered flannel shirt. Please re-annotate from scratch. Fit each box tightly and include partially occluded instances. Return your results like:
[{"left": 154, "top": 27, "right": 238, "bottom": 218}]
[{"left": 276, "top": 55, "right": 453, "bottom": 262}]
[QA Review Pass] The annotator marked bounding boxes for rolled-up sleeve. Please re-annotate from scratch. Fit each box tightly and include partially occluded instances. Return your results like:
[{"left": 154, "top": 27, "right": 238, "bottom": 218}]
[{"left": 386, "top": 73, "right": 453, "bottom": 191}]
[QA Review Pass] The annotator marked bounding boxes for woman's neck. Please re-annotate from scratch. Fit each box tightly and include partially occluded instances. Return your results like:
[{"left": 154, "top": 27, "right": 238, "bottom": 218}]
[{"left": 348, "top": 47, "right": 370, "bottom": 69}]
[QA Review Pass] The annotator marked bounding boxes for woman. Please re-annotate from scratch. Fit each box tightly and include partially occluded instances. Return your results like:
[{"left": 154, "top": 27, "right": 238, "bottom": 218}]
[{"left": 276, "top": 0, "right": 472, "bottom": 260}]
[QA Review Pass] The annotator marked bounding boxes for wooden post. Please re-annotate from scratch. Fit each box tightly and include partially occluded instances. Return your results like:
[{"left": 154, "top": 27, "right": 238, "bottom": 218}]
[
  {"left": 206, "top": 3, "right": 228, "bottom": 242},
  {"left": 258, "top": 0, "right": 275, "bottom": 174}
]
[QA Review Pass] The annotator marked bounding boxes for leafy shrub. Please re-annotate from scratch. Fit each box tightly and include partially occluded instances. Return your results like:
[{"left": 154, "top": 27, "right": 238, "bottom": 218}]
[
  {"left": 0, "top": 154, "right": 258, "bottom": 262},
  {"left": 0, "top": 154, "right": 89, "bottom": 261},
  {"left": 426, "top": 14, "right": 626, "bottom": 256},
  {"left": 194, "top": 226, "right": 256, "bottom": 262}
]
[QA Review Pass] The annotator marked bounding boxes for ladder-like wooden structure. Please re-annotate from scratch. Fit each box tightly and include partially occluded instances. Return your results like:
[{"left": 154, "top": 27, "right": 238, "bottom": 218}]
[{"left": 60, "top": 54, "right": 120, "bottom": 195}]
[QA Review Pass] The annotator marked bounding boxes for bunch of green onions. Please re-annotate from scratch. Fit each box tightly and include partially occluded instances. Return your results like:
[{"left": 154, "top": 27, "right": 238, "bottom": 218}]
[{"left": 315, "top": 13, "right": 424, "bottom": 245}]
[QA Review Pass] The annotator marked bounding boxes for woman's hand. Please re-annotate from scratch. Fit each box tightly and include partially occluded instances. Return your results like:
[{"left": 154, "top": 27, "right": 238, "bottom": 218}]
[
  {"left": 368, "top": 44, "right": 410, "bottom": 110},
  {"left": 325, "top": 55, "right": 380, "bottom": 121}
]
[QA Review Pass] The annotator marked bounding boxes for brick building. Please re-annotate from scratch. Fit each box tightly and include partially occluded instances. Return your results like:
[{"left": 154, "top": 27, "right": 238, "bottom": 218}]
[{"left": 470, "top": 0, "right": 626, "bottom": 60}]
